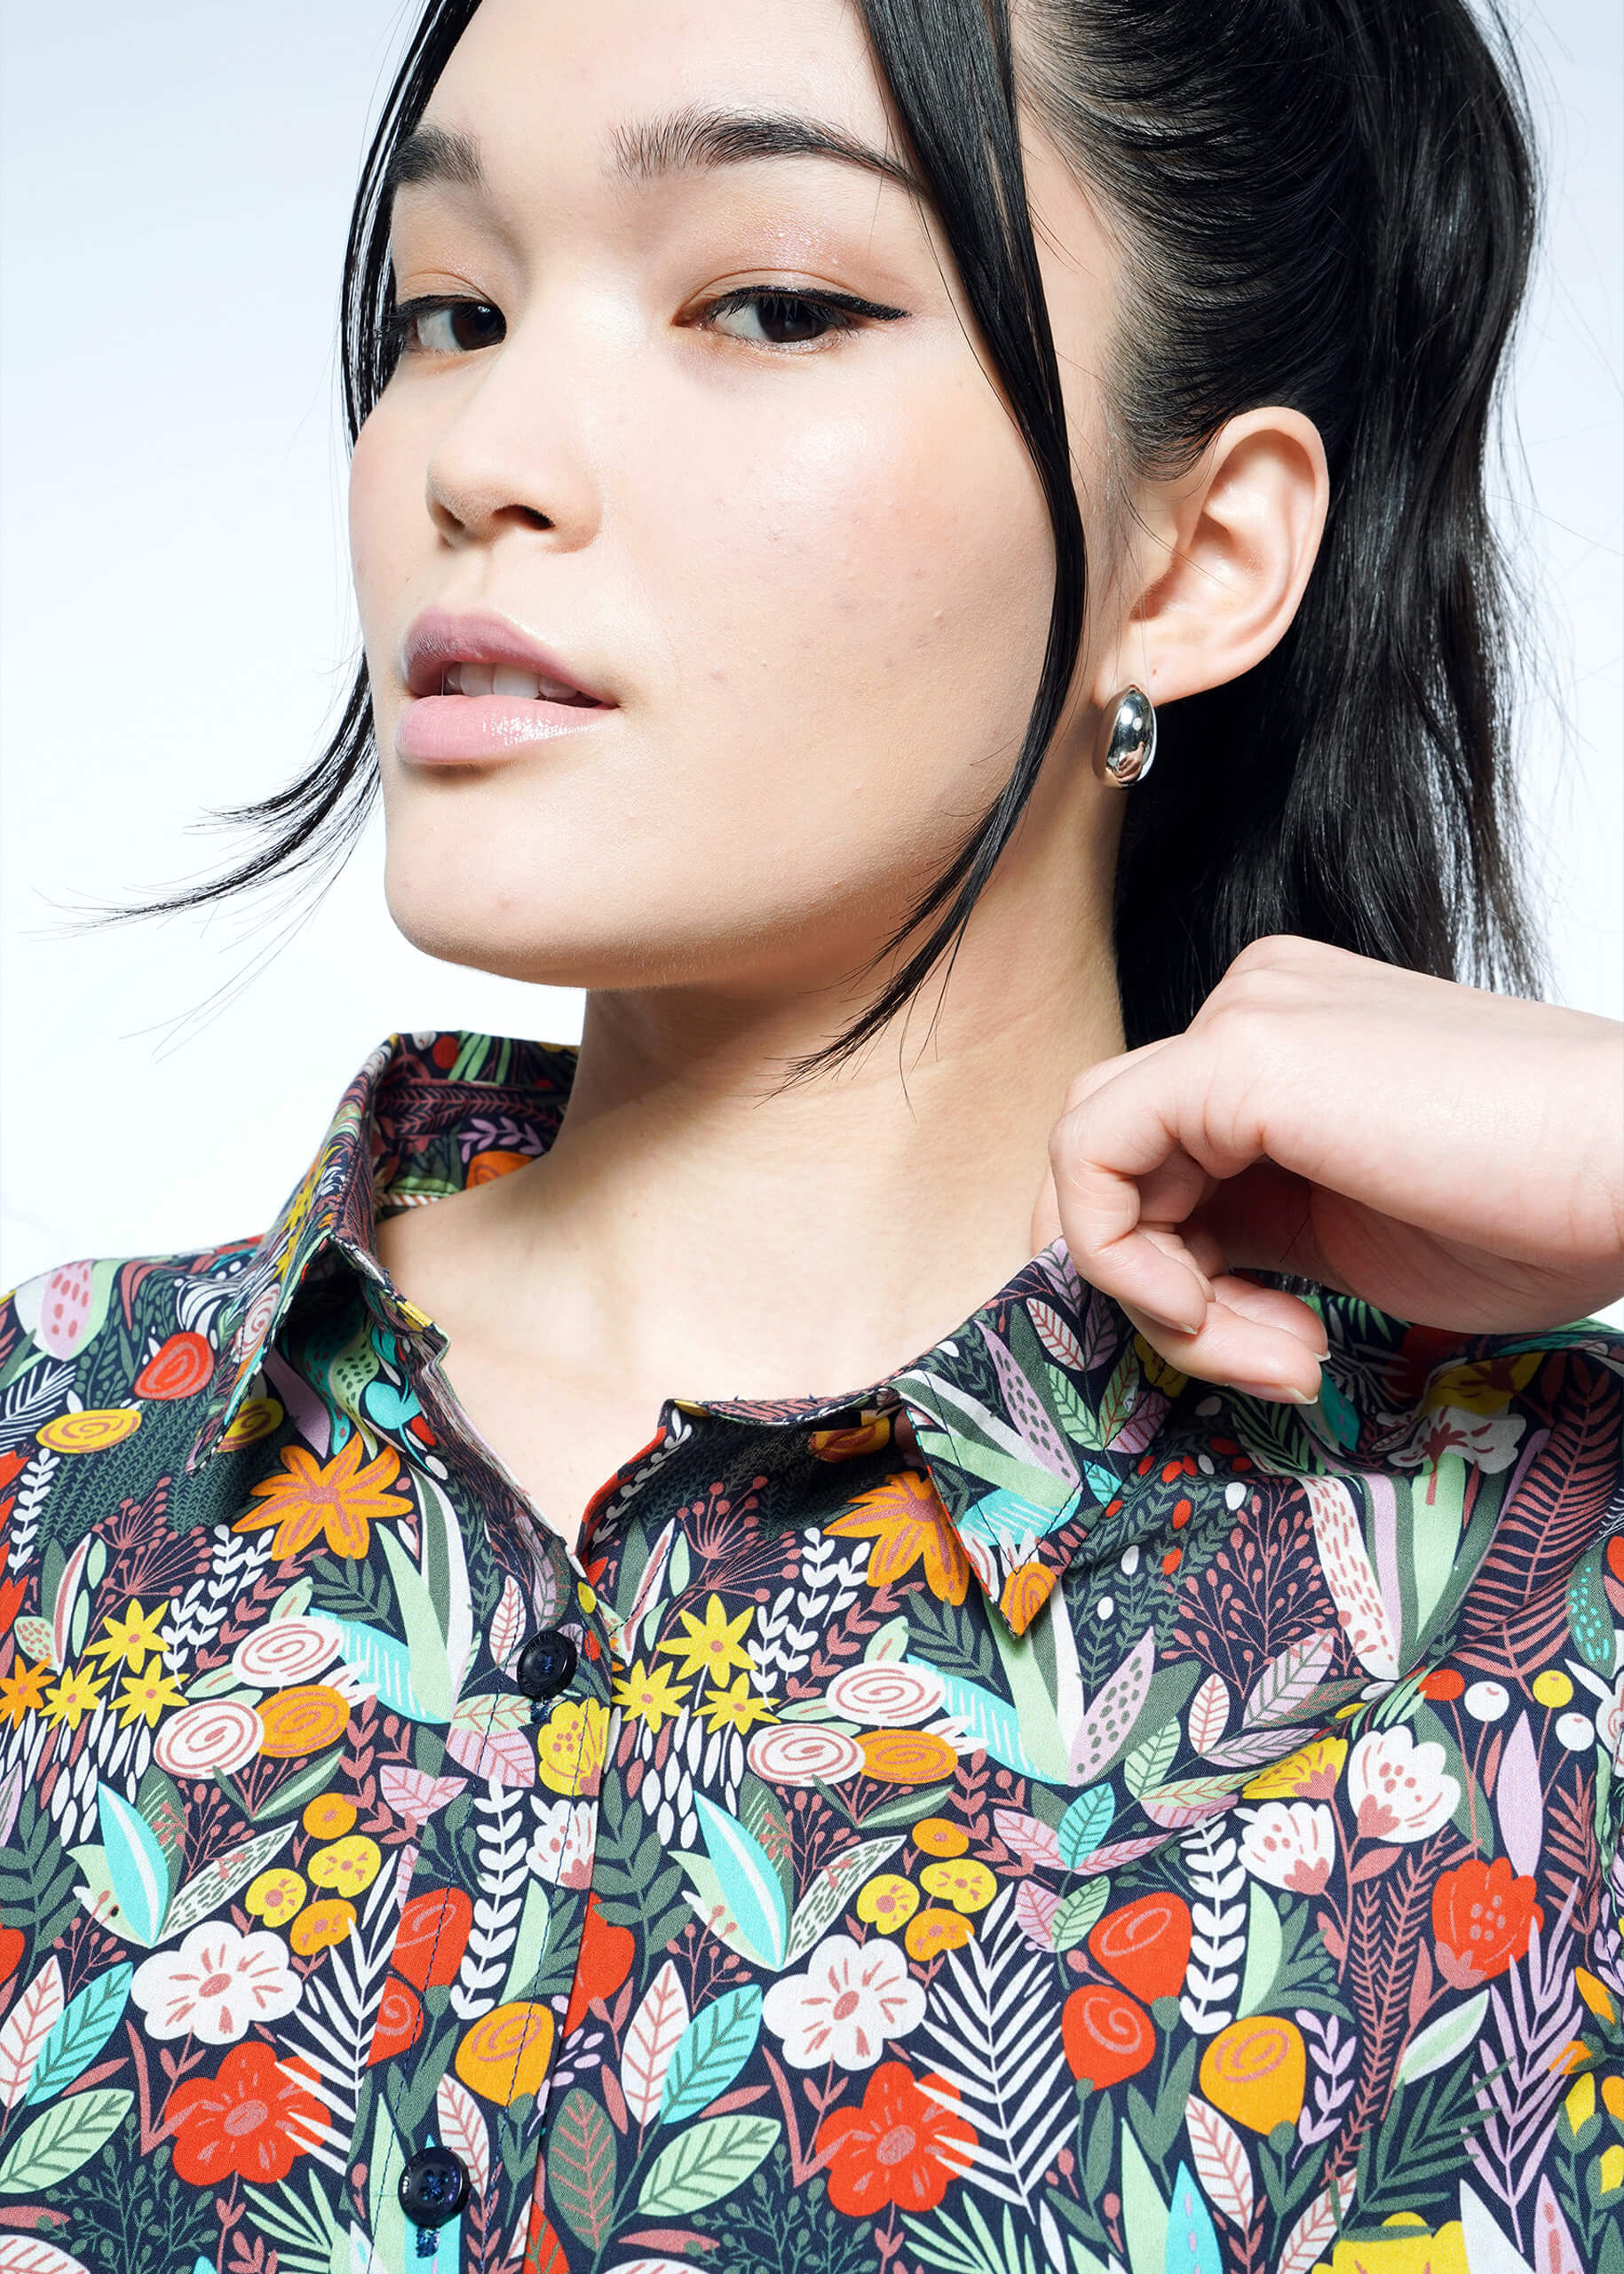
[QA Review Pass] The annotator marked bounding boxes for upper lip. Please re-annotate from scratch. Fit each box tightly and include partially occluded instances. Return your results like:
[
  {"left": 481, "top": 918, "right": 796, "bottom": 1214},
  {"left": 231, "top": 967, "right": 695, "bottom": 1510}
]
[{"left": 401, "top": 608, "right": 614, "bottom": 704}]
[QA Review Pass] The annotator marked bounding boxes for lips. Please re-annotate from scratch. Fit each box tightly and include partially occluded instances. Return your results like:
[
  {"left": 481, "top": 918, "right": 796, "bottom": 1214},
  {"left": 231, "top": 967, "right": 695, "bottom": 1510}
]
[{"left": 397, "top": 607, "right": 616, "bottom": 765}]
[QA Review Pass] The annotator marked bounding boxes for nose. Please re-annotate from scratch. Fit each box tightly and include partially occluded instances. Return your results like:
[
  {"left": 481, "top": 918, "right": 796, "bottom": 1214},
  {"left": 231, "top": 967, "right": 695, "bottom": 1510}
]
[{"left": 422, "top": 308, "right": 604, "bottom": 553}]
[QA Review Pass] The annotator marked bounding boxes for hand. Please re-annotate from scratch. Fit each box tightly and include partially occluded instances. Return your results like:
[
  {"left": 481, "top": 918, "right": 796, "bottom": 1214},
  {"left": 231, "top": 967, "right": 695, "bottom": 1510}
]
[{"left": 1033, "top": 936, "right": 1624, "bottom": 1402}]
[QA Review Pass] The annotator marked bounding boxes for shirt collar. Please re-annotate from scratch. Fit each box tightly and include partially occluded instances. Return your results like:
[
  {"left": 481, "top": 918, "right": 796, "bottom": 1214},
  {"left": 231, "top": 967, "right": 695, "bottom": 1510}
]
[{"left": 185, "top": 1030, "right": 1145, "bottom": 1639}]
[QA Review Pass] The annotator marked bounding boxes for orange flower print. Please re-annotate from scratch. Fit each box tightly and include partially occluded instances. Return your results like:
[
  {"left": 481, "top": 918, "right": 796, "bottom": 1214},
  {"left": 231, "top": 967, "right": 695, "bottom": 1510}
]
[
  {"left": 233, "top": 1435, "right": 412, "bottom": 1562},
  {"left": 826, "top": 1470, "right": 970, "bottom": 1605},
  {"left": 1431, "top": 1856, "right": 1542, "bottom": 1988},
  {"left": 814, "top": 2063, "right": 977, "bottom": 2215}
]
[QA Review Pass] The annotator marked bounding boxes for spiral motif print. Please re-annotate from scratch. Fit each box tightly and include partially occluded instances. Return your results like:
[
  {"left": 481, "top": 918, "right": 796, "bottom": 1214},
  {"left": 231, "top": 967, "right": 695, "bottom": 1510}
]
[
  {"left": 36, "top": 1407, "right": 142, "bottom": 1454},
  {"left": 231, "top": 1615, "right": 341, "bottom": 1689},
  {"left": 825, "top": 1662, "right": 947, "bottom": 1726},
  {"left": 154, "top": 1699, "right": 265, "bottom": 1779},
  {"left": 745, "top": 1724, "right": 867, "bottom": 1787}
]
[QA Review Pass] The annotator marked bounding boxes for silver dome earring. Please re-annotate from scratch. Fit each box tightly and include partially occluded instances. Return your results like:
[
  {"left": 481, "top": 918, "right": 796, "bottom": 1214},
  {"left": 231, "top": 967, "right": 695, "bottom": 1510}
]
[{"left": 1096, "top": 685, "right": 1157, "bottom": 786}]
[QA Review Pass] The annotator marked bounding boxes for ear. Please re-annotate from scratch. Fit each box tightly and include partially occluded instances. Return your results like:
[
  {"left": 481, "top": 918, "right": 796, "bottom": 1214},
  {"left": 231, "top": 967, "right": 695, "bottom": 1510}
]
[{"left": 1090, "top": 408, "right": 1330, "bottom": 710}]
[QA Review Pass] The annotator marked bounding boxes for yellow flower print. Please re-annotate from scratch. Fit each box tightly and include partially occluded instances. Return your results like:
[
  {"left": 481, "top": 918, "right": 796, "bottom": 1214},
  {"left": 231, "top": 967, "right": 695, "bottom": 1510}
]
[
  {"left": 699, "top": 1672, "right": 777, "bottom": 1737},
  {"left": 919, "top": 1859, "right": 996, "bottom": 1914},
  {"left": 233, "top": 1435, "right": 413, "bottom": 1562},
  {"left": 1565, "top": 2075, "right": 1596, "bottom": 2134},
  {"left": 1422, "top": 1351, "right": 1540, "bottom": 1417},
  {"left": 856, "top": 1874, "right": 918, "bottom": 1934},
  {"left": 1315, "top": 2218, "right": 1468, "bottom": 2273},
  {"left": 655, "top": 1596, "right": 754, "bottom": 1689},
  {"left": 0, "top": 1661, "right": 51, "bottom": 1728},
  {"left": 537, "top": 1699, "right": 609, "bottom": 1796},
  {"left": 44, "top": 1667, "right": 107, "bottom": 1730},
  {"left": 1604, "top": 2074, "right": 1624, "bottom": 2122},
  {"left": 1532, "top": 1669, "right": 1573, "bottom": 1708},
  {"left": 291, "top": 1898, "right": 356, "bottom": 1954},
  {"left": 612, "top": 1659, "right": 691, "bottom": 1735},
  {"left": 904, "top": 1910, "right": 974, "bottom": 1961},
  {"left": 825, "top": 1470, "right": 970, "bottom": 1605},
  {"left": 87, "top": 1598, "right": 169, "bottom": 1676},
  {"left": 1243, "top": 1736, "right": 1347, "bottom": 1801},
  {"left": 246, "top": 1868, "right": 308, "bottom": 1927},
  {"left": 1601, "top": 2146, "right": 1624, "bottom": 2197},
  {"left": 115, "top": 1667, "right": 187, "bottom": 1730},
  {"left": 303, "top": 1794, "right": 358, "bottom": 1838},
  {"left": 308, "top": 1835, "right": 382, "bottom": 1897},
  {"left": 913, "top": 1818, "right": 968, "bottom": 1858}
]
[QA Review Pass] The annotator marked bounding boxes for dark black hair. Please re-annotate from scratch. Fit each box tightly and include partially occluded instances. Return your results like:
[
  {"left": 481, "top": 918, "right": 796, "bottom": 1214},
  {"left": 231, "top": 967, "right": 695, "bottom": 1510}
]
[{"left": 87, "top": 0, "right": 1542, "bottom": 1061}]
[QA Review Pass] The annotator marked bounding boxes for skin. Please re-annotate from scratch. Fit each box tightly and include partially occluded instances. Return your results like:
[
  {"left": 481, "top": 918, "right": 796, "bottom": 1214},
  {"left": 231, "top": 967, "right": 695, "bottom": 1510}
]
[{"left": 354, "top": 0, "right": 1624, "bottom": 1551}]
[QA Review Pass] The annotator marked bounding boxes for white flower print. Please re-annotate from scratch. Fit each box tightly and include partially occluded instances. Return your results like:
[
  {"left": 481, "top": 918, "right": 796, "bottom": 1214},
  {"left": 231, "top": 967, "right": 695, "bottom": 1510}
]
[
  {"left": 1239, "top": 1801, "right": 1336, "bottom": 1894},
  {"left": 527, "top": 1796, "right": 596, "bottom": 1889},
  {"left": 1390, "top": 1403, "right": 1525, "bottom": 1476},
  {"left": 761, "top": 1931, "right": 925, "bottom": 2071},
  {"left": 131, "top": 1921, "right": 301, "bottom": 2044},
  {"left": 1347, "top": 1723, "right": 1460, "bottom": 1842}
]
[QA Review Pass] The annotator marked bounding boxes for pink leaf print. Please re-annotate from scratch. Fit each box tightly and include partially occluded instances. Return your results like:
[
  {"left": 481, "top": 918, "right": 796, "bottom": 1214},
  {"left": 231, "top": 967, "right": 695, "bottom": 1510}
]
[
  {"left": 443, "top": 1723, "right": 536, "bottom": 1787},
  {"left": 1243, "top": 1631, "right": 1337, "bottom": 1729},
  {"left": 1304, "top": 1478, "right": 1399, "bottom": 1680},
  {"left": 1494, "top": 1711, "right": 1543, "bottom": 1880},
  {"left": 489, "top": 1574, "right": 525, "bottom": 1671},
  {"left": 1277, "top": 2187, "right": 1343, "bottom": 2274},
  {"left": 1070, "top": 1628, "right": 1155, "bottom": 1784},
  {"left": 1028, "top": 1299, "right": 1086, "bottom": 1374},
  {"left": 0, "top": 1958, "right": 64, "bottom": 2111},
  {"left": 994, "top": 1809, "right": 1063, "bottom": 1870},
  {"left": 1014, "top": 1882, "right": 1059, "bottom": 1951},
  {"left": 435, "top": 2072, "right": 492, "bottom": 2195},
  {"left": 1068, "top": 1831, "right": 1173, "bottom": 1874},
  {"left": 1533, "top": 2174, "right": 1587, "bottom": 2274},
  {"left": 1184, "top": 2096, "right": 1255, "bottom": 2227},
  {"left": 380, "top": 1765, "right": 468, "bottom": 1831},
  {"left": 1188, "top": 1673, "right": 1231, "bottom": 1755},
  {"left": 1109, "top": 1390, "right": 1169, "bottom": 1457},
  {"left": 621, "top": 1960, "right": 689, "bottom": 2125}
]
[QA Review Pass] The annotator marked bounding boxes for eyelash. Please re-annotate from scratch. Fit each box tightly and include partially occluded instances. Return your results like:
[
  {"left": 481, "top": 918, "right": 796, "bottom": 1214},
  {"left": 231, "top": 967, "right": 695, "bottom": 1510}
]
[{"left": 381, "top": 285, "right": 903, "bottom": 363}]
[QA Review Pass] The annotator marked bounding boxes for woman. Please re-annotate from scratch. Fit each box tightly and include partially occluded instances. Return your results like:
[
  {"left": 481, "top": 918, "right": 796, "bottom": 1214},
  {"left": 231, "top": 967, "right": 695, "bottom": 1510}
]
[{"left": 0, "top": 0, "right": 1620, "bottom": 2267}]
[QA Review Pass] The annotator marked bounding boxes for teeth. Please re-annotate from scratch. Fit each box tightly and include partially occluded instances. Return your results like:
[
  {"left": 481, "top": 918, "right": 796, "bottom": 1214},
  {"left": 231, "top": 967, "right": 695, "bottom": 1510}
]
[{"left": 441, "top": 660, "right": 592, "bottom": 702}]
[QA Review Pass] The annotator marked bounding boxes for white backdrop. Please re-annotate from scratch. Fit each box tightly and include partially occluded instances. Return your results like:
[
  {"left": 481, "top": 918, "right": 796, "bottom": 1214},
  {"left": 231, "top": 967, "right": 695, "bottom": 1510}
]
[{"left": 2, "top": 1, "right": 1620, "bottom": 1310}]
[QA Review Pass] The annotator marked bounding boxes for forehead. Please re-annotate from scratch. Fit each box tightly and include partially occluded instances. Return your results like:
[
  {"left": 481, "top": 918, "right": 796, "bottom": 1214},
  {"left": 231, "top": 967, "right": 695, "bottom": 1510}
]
[{"left": 418, "top": 0, "right": 902, "bottom": 195}]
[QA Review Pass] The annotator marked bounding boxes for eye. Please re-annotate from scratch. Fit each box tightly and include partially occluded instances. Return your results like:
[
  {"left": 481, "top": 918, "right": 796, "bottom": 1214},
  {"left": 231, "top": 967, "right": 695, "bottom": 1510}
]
[
  {"left": 384, "top": 296, "right": 506, "bottom": 361},
  {"left": 697, "top": 286, "right": 906, "bottom": 353}
]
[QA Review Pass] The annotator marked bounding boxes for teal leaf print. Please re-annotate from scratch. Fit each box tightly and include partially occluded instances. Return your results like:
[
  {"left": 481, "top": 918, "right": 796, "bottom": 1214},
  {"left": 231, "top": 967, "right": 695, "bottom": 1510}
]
[
  {"left": 0, "top": 2087, "right": 133, "bottom": 2192},
  {"left": 1567, "top": 1547, "right": 1614, "bottom": 1674},
  {"left": 916, "top": 1663, "right": 1042, "bottom": 1776},
  {"left": 96, "top": 1787, "right": 170, "bottom": 1945},
  {"left": 327, "top": 1614, "right": 440, "bottom": 1723},
  {"left": 1058, "top": 1786, "right": 1115, "bottom": 1870},
  {"left": 24, "top": 1962, "right": 133, "bottom": 2104},
  {"left": 549, "top": 2087, "right": 619, "bottom": 2248},
  {"left": 1167, "top": 2159, "right": 1223, "bottom": 2273},
  {"left": 693, "top": 1796, "right": 788, "bottom": 1969},
  {"left": 659, "top": 1985, "right": 763, "bottom": 2124},
  {"left": 636, "top": 2113, "right": 780, "bottom": 2215}
]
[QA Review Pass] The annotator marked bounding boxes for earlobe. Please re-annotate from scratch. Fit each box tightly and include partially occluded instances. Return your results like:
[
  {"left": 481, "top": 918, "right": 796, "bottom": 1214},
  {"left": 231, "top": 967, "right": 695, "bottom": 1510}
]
[{"left": 1095, "top": 408, "right": 1330, "bottom": 711}]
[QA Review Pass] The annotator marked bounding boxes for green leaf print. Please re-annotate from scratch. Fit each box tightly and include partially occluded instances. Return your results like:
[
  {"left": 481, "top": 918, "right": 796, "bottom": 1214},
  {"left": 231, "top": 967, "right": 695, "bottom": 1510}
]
[
  {"left": 0, "top": 2087, "right": 133, "bottom": 2192},
  {"left": 637, "top": 2113, "right": 780, "bottom": 2216},
  {"left": 784, "top": 1834, "right": 902, "bottom": 1963},
  {"left": 1051, "top": 1880, "right": 1110, "bottom": 1953},
  {"left": 165, "top": 1823, "right": 295, "bottom": 1938},
  {"left": 548, "top": 2087, "right": 619, "bottom": 2248},
  {"left": 1118, "top": 2126, "right": 1168, "bottom": 2274},
  {"left": 659, "top": 1986, "right": 763, "bottom": 2124}
]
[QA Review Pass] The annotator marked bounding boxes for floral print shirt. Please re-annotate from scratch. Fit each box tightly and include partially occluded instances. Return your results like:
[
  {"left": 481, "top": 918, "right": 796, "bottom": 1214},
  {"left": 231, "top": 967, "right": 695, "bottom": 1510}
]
[{"left": 0, "top": 1028, "right": 1620, "bottom": 2274}]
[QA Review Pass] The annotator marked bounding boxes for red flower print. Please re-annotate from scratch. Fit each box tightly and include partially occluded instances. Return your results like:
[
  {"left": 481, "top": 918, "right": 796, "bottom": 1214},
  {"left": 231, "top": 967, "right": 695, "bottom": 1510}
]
[
  {"left": 814, "top": 2064, "right": 978, "bottom": 2215},
  {"left": 367, "top": 1977, "right": 425, "bottom": 2066},
  {"left": 564, "top": 1892, "right": 637, "bottom": 2036},
  {"left": 1062, "top": 1985, "right": 1156, "bottom": 2088},
  {"left": 1431, "top": 1856, "right": 1542, "bottom": 1988},
  {"left": 165, "top": 2041, "right": 326, "bottom": 2185},
  {"left": 132, "top": 1330, "right": 214, "bottom": 1400},
  {"left": 1088, "top": 1895, "right": 1192, "bottom": 2006},
  {"left": 390, "top": 1887, "right": 474, "bottom": 1992}
]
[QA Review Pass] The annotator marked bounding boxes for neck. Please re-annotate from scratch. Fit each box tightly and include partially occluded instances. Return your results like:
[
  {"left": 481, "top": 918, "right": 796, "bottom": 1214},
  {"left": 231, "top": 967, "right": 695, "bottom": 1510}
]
[{"left": 494, "top": 808, "right": 1124, "bottom": 1406}]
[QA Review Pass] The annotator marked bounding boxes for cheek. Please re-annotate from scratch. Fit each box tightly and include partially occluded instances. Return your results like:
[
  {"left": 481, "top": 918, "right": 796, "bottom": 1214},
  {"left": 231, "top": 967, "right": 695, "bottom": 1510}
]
[
  {"left": 348, "top": 409, "right": 422, "bottom": 662},
  {"left": 633, "top": 370, "right": 1051, "bottom": 810}
]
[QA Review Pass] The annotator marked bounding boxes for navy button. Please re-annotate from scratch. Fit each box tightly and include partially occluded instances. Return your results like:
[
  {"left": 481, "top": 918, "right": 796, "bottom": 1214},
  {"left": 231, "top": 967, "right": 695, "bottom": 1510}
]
[
  {"left": 399, "top": 2145, "right": 469, "bottom": 2227},
  {"left": 516, "top": 1628, "right": 579, "bottom": 1700}
]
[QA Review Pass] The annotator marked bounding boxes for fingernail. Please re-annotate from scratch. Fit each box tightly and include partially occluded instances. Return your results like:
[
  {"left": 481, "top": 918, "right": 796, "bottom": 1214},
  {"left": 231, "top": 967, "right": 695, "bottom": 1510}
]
[{"left": 1228, "top": 1381, "right": 1319, "bottom": 1405}]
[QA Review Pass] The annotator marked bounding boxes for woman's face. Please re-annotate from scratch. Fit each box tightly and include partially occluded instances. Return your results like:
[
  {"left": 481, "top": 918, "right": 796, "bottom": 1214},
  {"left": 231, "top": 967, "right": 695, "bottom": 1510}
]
[{"left": 351, "top": 0, "right": 1122, "bottom": 1001}]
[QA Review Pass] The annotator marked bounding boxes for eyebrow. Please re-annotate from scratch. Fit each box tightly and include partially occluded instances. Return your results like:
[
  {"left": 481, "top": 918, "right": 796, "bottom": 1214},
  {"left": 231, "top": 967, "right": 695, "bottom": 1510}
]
[{"left": 382, "top": 103, "right": 925, "bottom": 210}]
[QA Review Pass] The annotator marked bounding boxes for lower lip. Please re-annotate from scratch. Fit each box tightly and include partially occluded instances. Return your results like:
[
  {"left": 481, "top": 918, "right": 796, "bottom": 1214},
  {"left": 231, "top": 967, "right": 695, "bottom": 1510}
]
[{"left": 396, "top": 693, "right": 615, "bottom": 765}]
